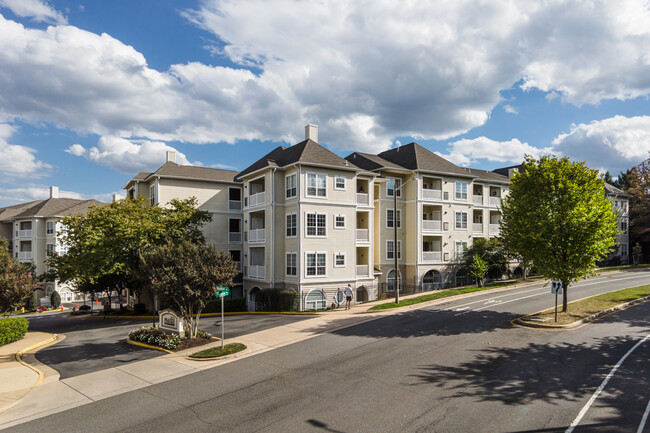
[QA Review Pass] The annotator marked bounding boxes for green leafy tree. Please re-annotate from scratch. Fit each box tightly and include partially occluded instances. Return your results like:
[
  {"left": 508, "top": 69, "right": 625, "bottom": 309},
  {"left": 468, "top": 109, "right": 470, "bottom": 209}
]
[
  {"left": 462, "top": 238, "right": 509, "bottom": 281},
  {"left": 0, "top": 240, "right": 37, "bottom": 314},
  {"left": 632, "top": 242, "right": 642, "bottom": 265},
  {"left": 468, "top": 255, "right": 488, "bottom": 287},
  {"left": 139, "top": 239, "right": 237, "bottom": 338},
  {"left": 602, "top": 171, "right": 614, "bottom": 185},
  {"left": 614, "top": 168, "right": 633, "bottom": 190},
  {"left": 500, "top": 156, "right": 619, "bottom": 312},
  {"left": 24, "top": 294, "right": 37, "bottom": 311},
  {"left": 626, "top": 158, "right": 650, "bottom": 259},
  {"left": 50, "top": 291, "right": 61, "bottom": 309}
]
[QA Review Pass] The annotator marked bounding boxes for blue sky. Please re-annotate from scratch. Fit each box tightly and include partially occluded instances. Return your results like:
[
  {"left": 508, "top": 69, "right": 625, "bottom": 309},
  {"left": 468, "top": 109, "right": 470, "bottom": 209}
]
[{"left": 0, "top": 0, "right": 649, "bottom": 205}]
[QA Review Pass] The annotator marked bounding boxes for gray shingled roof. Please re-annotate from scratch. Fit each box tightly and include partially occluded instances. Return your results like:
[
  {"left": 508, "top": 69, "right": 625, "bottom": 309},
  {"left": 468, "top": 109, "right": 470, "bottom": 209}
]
[
  {"left": 377, "top": 143, "right": 477, "bottom": 177},
  {"left": 345, "top": 152, "right": 407, "bottom": 172},
  {"left": 125, "top": 162, "right": 240, "bottom": 188},
  {"left": 236, "top": 139, "right": 357, "bottom": 181},
  {"left": 605, "top": 183, "right": 628, "bottom": 197},
  {"left": 464, "top": 168, "right": 510, "bottom": 184},
  {"left": 0, "top": 198, "right": 105, "bottom": 221}
]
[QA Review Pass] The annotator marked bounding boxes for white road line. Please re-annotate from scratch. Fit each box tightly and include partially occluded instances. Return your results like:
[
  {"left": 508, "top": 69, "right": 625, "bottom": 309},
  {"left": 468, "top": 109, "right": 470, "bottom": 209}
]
[
  {"left": 638, "top": 397, "right": 650, "bottom": 433},
  {"left": 565, "top": 332, "right": 650, "bottom": 433}
]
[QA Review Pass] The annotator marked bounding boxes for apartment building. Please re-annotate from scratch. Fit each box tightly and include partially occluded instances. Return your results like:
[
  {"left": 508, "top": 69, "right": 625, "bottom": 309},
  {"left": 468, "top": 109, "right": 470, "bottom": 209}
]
[
  {"left": 123, "top": 151, "right": 245, "bottom": 297},
  {"left": 0, "top": 187, "right": 104, "bottom": 302}
]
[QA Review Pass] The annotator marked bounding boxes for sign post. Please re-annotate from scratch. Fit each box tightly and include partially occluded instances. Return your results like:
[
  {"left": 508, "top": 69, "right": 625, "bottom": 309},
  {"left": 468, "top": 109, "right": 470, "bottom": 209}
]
[
  {"left": 215, "top": 286, "right": 229, "bottom": 348},
  {"left": 551, "top": 281, "right": 563, "bottom": 322}
]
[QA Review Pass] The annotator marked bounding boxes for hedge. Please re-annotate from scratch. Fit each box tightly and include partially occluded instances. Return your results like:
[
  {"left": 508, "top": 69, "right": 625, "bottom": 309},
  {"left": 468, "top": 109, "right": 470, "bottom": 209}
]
[{"left": 0, "top": 317, "right": 29, "bottom": 346}]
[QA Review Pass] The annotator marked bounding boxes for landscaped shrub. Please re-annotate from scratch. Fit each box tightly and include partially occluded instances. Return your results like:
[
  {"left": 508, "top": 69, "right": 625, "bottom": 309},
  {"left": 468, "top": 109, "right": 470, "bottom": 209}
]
[
  {"left": 195, "top": 329, "right": 212, "bottom": 339},
  {"left": 35, "top": 306, "right": 48, "bottom": 313},
  {"left": 133, "top": 303, "right": 147, "bottom": 314},
  {"left": 24, "top": 295, "right": 37, "bottom": 311},
  {"left": 79, "top": 305, "right": 91, "bottom": 311},
  {"left": 252, "top": 289, "right": 299, "bottom": 312},
  {"left": 128, "top": 326, "right": 181, "bottom": 350},
  {"left": 203, "top": 297, "right": 247, "bottom": 313},
  {"left": 50, "top": 291, "right": 61, "bottom": 309},
  {"left": 0, "top": 317, "right": 29, "bottom": 346}
]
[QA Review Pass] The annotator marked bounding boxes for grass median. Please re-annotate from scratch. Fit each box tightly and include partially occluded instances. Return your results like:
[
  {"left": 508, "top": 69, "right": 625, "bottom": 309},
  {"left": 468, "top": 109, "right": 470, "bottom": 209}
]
[
  {"left": 368, "top": 281, "right": 519, "bottom": 311},
  {"left": 522, "top": 284, "right": 650, "bottom": 326},
  {"left": 189, "top": 343, "right": 247, "bottom": 359}
]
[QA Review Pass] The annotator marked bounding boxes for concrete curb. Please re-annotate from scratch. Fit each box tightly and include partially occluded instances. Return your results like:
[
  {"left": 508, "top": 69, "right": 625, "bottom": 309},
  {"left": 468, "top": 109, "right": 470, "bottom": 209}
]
[
  {"left": 125, "top": 338, "right": 174, "bottom": 354},
  {"left": 82, "top": 311, "right": 319, "bottom": 320},
  {"left": 14, "top": 333, "right": 58, "bottom": 387},
  {"left": 185, "top": 344, "right": 249, "bottom": 362},
  {"left": 513, "top": 294, "right": 650, "bottom": 330}
]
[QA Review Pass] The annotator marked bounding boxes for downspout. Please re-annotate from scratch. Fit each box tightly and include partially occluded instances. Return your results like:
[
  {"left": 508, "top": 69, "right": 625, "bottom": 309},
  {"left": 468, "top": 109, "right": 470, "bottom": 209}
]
[
  {"left": 270, "top": 168, "right": 276, "bottom": 288},
  {"left": 297, "top": 165, "right": 303, "bottom": 310}
]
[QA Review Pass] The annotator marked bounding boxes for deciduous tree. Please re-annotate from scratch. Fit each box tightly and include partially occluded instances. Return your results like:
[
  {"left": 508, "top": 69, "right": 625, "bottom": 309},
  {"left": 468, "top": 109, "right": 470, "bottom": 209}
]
[{"left": 0, "top": 241, "right": 37, "bottom": 314}]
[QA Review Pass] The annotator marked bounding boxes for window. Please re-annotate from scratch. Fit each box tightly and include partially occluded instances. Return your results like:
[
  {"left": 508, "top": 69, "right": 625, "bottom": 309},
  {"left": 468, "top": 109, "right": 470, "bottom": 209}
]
[
  {"left": 386, "top": 209, "right": 401, "bottom": 228},
  {"left": 306, "top": 212, "right": 326, "bottom": 237},
  {"left": 286, "top": 252, "right": 297, "bottom": 276},
  {"left": 455, "top": 181, "right": 468, "bottom": 200},
  {"left": 46, "top": 243, "right": 54, "bottom": 257},
  {"left": 307, "top": 172, "right": 327, "bottom": 197},
  {"left": 455, "top": 212, "right": 468, "bottom": 229},
  {"left": 387, "top": 178, "right": 402, "bottom": 197},
  {"left": 46, "top": 221, "right": 54, "bottom": 235},
  {"left": 229, "top": 188, "right": 242, "bottom": 210},
  {"left": 334, "top": 176, "right": 346, "bottom": 190},
  {"left": 286, "top": 174, "right": 297, "bottom": 199},
  {"left": 306, "top": 252, "right": 326, "bottom": 276},
  {"left": 334, "top": 253, "right": 346, "bottom": 267},
  {"left": 620, "top": 244, "right": 628, "bottom": 257},
  {"left": 229, "top": 250, "right": 242, "bottom": 272},
  {"left": 621, "top": 221, "right": 628, "bottom": 233},
  {"left": 387, "top": 240, "right": 402, "bottom": 260},
  {"left": 334, "top": 215, "right": 346, "bottom": 229},
  {"left": 150, "top": 185, "right": 156, "bottom": 205},
  {"left": 286, "top": 213, "right": 297, "bottom": 237},
  {"left": 455, "top": 241, "right": 468, "bottom": 259}
]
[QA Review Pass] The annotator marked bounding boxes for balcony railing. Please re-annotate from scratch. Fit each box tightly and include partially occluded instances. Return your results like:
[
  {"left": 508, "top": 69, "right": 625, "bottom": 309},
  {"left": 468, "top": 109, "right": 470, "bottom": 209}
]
[
  {"left": 18, "top": 251, "right": 32, "bottom": 260},
  {"left": 248, "top": 191, "right": 266, "bottom": 208},
  {"left": 229, "top": 200, "right": 242, "bottom": 211},
  {"left": 422, "top": 188, "right": 442, "bottom": 200},
  {"left": 489, "top": 224, "right": 500, "bottom": 235},
  {"left": 422, "top": 251, "right": 442, "bottom": 262},
  {"left": 249, "top": 265, "right": 265, "bottom": 279},
  {"left": 472, "top": 223, "right": 483, "bottom": 233},
  {"left": 18, "top": 230, "right": 32, "bottom": 238},
  {"left": 489, "top": 196, "right": 501, "bottom": 207},
  {"left": 356, "top": 265, "right": 370, "bottom": 277},
  {"left": 356, "top": 229, "right": 369, "bottom": 242},
  {"left": 356, "top": 193, "right": 369, "bottom": 206},
  {"left": 473, "top": 195, "right": 483, "bottom": 205},
  {"left": 422, "top": 220, "right": 442, "bottom": 232},
  {"left": 229, "top": 232, "right": 242, "bottom": 243},
  {"left": 248, "top": 229, "right": 266, "bottom": 243}
]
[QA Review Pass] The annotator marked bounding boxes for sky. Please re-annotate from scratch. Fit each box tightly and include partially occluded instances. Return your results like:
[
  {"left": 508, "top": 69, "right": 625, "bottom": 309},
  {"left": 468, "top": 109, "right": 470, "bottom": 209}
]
[{"left": 0, "top": 0, "right": 649, "bottom": 206}]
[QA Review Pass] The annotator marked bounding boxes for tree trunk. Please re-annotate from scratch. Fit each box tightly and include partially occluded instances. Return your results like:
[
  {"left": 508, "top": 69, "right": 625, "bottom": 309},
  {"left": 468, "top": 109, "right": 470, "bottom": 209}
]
[
  {"left": 523, "top": 265, "right": 527, "bottom": 280},
  {"left": 562, "top": 281, "right": 568, "bottom": 312}
]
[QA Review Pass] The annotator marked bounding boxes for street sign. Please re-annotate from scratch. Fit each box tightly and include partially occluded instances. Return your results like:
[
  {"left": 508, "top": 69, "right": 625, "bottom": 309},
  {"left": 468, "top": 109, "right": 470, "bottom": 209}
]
[
  {"left": 551, "top": 280, "right": 563, "bottom": 294},
  {"left": 215, "top": 286, "right": 229, "bottom": 298},
  {"left": 216, "top": 291, "right": 229, "bottom": 298}
]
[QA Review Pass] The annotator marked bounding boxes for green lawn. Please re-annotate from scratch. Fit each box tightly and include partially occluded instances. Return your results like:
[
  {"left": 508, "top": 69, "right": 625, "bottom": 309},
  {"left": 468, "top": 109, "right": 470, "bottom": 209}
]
[
  {"left": 189, "top": 343, "right": 247, "bottom": 358},
  {"left": 597, "top": 264, "right": 650, "bottom": 273}
]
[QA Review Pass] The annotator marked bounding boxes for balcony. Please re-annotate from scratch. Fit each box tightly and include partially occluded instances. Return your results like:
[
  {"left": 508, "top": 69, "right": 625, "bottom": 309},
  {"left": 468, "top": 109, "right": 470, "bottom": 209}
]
[
  {"left": 248, "top": 229, "right": 266, "bottom": 243},
  {"left": 489, "top": 224, "right": 500, "bottom": 235},
  {"left": 229, "top": 200, "right": 242, "bottom": 211},
  {"left": 356, "top": 229, "right": 369, "bottom": 243},
  {"left": 356, "top": 193, "right": 369, "bottom": 206},
  {"left": 422, "top": 220, "right": 442, "bottom": 232},
  {"left": 249, "top": 191, "right": 266, "bottom": 208},
  {"left": 473, "top": 223, "right": 483, "bottom": 233},
  {"left": 18, "top": 230, "right": 32, "bottom": 238},
  {"left": 248, "top": 265, "right": 265, "bottom": 279},
  {"left": 356, "top": 265, "right": 370, "bottom": 277},
  {"left": 473, "top": 195, "right": 483, "bottom": 205},
  {"left": 422, "top": 251, "right": 442, "bottom": 262},
  {"left": 422, "top": 188, "right": 442, "bottom": 200},
  {"left": 18, "top": 251, "right": 32, "bottom": 260},
  {"left": 489, "top": 196, "right": 501, "bottom": 207},
  {"left": 229, "top": 232, "right": 242, "bottom": 243}
]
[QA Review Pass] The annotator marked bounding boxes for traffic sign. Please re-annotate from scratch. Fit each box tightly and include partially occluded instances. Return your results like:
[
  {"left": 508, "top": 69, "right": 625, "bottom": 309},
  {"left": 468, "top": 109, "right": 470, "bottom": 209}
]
[
  {"left": 551, "top": 280, "right": 563, "bottom": 294},
  {"left": 215, "top": 286, "right": 229, "bottom": 298}
]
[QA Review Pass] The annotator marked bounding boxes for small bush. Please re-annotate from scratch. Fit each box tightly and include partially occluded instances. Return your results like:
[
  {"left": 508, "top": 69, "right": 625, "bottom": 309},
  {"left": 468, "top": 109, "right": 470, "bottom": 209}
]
[
  {"left": 195, "top": 329, "right": 212, "bottom": 339},
  {"left": 24, "top": 295, "right": 37, "bottom": 311},
  {"left": 79, "top": 305, "right": 91, "bottom": 311},
  {"left": 190, "top": 343, "right": 247, "bottom": 359},
  {"left": 133, "top": 303, "right": 147, "bottom": 314},
  {"left": 128, "top": 326, "right": 181, "bottom": 350},
  {"left": 50, "top": 291, "right": 61, "bottom": 309},
  {"left": 35, "top": 306, "right": 48, "bottom": 313},
  {"left": 0, "top": 317, "right": 29, "bottom": 346}
]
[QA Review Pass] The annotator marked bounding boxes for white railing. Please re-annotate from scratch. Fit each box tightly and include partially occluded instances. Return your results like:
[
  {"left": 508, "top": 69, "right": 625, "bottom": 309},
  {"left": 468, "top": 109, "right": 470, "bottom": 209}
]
[
  {"left": 248, "top": 229, "right": 266, "bottom": 243},
  {"left": 248, "top": 265, "right": 265, "bottom": 279},
  {"left": 229, "top": 232, "right": 242, "bottom": 243},
  {"left": 18, "top": 251, "right": 32, "bottom": 260},
  {"left": 422, "top": 251, "right": 442, "bottom": 262},
  {"left": 489, "top": 224, "right": 500, "bottom": 235},
  {"left": 422, "top": 282, "right": 443, "bottom": 291},
  {"left": 229, "top": 200, "right": 242, "bottom": 211},
  {"left": 422, "top": 220, "right": 442, "bottom": 232},
  {"left": 18, "top": 230, "right": 32, "bottom": 238},
  {"left": 249, "top": 191, "right": 266, "bottom": 207},
  {"left": 489, "top": 196, "right": 501, "bottom": 207},
  {"left": 422, "top": 188, "right": 442, "bottom": 200},
  {"left": 356, "top": 265, "right": 370, "bottom": 277},
  {"left": 356, "top": 193, "right": 369, "bottom": 206},
  {"left": 473, "top": 195, "right": 483, "bottom": 205},
  {"left": 356, "top": 229, "right": 369, "bottom": 242},
  {"left": 473, "top": 223, "right": 483, "bottom": 233}
]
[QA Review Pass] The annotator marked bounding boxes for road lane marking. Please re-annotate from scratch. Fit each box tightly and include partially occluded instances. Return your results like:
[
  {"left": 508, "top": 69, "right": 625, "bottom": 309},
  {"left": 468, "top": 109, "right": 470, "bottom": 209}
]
[
  {"left": 566, "top": 331, "right": 650, "bottom": 433},
  {"left": 638, "top": 397, "right": 650, "bottom": 433}
]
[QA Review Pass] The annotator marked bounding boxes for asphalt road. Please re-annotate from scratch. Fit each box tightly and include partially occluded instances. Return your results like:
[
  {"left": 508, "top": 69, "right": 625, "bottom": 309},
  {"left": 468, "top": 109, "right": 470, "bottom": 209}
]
[
  {"left": 26, "top": 312, "right": 315, "bottom": 379},
  {"left": 14, "top": 270, "right": 650, "bottom": 432}
]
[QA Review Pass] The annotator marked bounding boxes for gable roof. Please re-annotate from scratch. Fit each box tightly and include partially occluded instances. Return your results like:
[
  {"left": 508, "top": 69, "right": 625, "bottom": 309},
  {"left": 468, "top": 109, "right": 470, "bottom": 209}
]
[
  {"left": 605, "top": 182, "right": 628, "bottom": 197},
  {"left": 0, "top": 198, "right": 105, "bottom": 221},
  {"left": 345, "top": 152, "right": 407, "bottom": 172},
  {"left": 236, "top": 139, "right": 358, "bottom": 180},
  {"left": 377, "top": 142, "right": 473, "bottom": 177},
  {"left": 124, "top": 162, "right": 240, "bottom": 188}
]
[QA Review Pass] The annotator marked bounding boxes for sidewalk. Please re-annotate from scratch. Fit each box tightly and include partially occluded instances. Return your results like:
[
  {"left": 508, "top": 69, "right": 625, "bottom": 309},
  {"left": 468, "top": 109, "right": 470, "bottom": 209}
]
[{"left": 0, "top": 279, "right": 545, "bottom": 430}]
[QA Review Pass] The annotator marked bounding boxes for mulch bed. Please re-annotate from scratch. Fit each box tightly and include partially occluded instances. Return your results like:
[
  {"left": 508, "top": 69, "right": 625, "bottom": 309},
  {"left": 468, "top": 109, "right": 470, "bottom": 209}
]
[{"left": 175, "top": 336, "right": 217, "bottom": 352}]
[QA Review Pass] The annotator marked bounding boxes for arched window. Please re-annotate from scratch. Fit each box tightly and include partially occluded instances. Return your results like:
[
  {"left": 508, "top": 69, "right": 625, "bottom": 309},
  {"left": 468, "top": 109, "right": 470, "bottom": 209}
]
[
  {"left": 387, "top": 270, "right": 403, "bottom": 292},
  {"left": 305, "top": 289, "right": 327, "bottom": 310},
  {"left": 422, "top": 270, "right": 443, "bottom": 291},
  {"left": 356, "top": 286, "right": 368, "bottom": 302}
]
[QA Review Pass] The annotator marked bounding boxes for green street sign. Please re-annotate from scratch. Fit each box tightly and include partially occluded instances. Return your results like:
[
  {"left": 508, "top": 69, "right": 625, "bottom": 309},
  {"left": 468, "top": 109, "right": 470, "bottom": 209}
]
[
  {"left": 216, "top": 291, "right": 229, "bottom": 298},
  {"left": 215, "top": 286, "right": 229, "bottom": 297}
]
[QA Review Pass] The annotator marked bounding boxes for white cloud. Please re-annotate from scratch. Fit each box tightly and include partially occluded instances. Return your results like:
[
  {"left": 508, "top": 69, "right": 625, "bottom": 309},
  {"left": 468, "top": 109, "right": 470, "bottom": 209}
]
[
  {"left": 0, "top": 1, "right": 648, "bottom": 159},
  {"left": 551, "top": 115, "right": 650, "bottom": 173},
  {"left": 0, "top": 0, "right": 66, "bottom": 25},
  {"left": 0, "top": 123, "right": 52, "bottom": 179},
  {"left": 438, "top": 136, "right": 552, "bottom": 166},
  {"left": 66, "top": 136, "right": 195, "bottom": 174},
  {"left": 503, "top": 105, "right": 518, "bottom": 115}
]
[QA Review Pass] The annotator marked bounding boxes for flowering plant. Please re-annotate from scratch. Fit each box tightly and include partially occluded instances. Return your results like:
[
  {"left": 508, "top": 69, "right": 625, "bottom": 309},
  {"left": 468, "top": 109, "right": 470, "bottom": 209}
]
[{"left": 128, "top": 326, "right": 181, "bottom": 350}]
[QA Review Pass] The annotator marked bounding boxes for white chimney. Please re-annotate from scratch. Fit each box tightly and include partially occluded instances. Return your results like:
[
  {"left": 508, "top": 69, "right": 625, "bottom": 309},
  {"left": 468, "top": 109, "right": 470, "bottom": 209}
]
[
  {"left": 166, "top": 151, "right": 176, "bottom": 163},
  {"left": 112, "top": 194, "right": 119, "bottom": 202},
  {"left": 305, "top": 124, "right": 318, "bottom": 142},
  {"left": 49, "top": 186, "right": 59, "bottom": 199}
]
